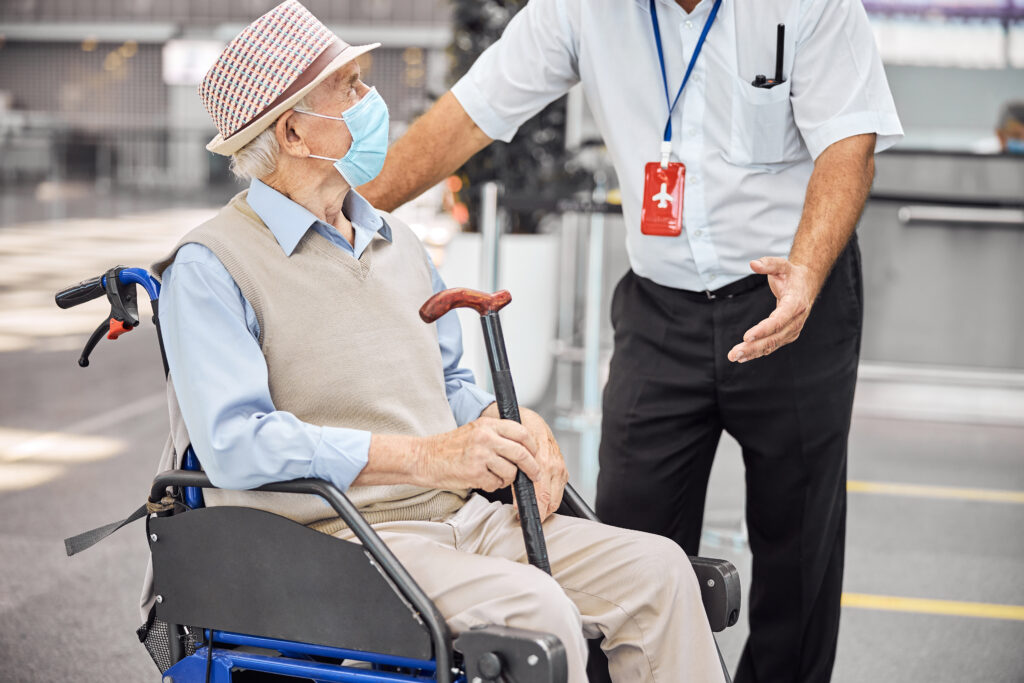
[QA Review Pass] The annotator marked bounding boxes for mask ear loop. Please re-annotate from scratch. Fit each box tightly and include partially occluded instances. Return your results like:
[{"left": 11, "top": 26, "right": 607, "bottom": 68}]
[
  {"left": 293, "top": 109, "right": 347, "bottom": 163},
  {"left": 292, "top": 109, "right": 344, "bottom": 121}
]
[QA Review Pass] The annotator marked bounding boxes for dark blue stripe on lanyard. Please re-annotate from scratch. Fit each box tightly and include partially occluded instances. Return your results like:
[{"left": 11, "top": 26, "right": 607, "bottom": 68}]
[{"left": 650, "top": 0, "right": 722, "bottom": 143}]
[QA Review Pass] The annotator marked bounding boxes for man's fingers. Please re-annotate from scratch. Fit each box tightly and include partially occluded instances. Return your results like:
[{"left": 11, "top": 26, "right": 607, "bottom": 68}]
[
  {"left": 729, "top": 319, "right": 801, "bottom": 362},
  {"left": 545, "top": 477, "right": 565, "bottom": 520},
  {"left": 749, "top": 256, "right": 789, "bottom": 275},
  {"left": 490, "top": 434, "right": 542, "bottom": 482},
  {"left": 741, "top": 299, "right": 803, "bottom": 344},
  {"left": 487, "top": 457, "right": 518, "bottom": 488},
  {"left": 485, "top": 472, "right": 506, "bottom": 492},
  {"left": 490, "top": 418, "right": 540, "bottom": 456}
]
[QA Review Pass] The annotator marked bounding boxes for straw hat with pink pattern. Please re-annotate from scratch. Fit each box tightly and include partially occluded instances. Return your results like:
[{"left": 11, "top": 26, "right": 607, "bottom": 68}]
[{"left": 199, "top": 0, "right": 378, "bottom": 156}]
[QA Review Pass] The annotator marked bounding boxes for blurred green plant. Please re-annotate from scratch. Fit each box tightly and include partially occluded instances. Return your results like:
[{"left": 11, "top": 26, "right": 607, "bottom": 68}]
[{"left": 448, "top": 0, "right": 591, "bottom": 233}]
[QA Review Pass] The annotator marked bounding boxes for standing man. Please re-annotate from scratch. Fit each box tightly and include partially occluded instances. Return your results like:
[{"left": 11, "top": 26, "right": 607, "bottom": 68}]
[{"left": 360, "top": 1, "right": 902, "bottom": 680}]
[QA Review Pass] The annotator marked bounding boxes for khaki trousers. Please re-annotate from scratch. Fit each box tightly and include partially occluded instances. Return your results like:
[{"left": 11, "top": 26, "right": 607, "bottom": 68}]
[{"left": 336, "top": 494, "right": 724, "bottom": 683}]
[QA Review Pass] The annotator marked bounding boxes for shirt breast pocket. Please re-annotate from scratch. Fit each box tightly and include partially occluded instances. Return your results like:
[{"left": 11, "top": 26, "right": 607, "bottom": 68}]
[{"left": 728, "top": 76, "right": 796, "bottom": 167}]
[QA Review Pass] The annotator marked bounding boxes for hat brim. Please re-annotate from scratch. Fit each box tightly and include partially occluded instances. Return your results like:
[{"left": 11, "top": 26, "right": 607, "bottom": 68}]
[{"left": 205, "top": 42, "right": 380, "bottom": 156}]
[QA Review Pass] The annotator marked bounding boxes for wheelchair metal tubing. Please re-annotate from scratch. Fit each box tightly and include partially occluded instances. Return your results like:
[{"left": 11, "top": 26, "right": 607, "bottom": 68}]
[
  {"left": 560, "top": 484, "right": 599, "bottom": 523},
  {"left": 150, "top": 471, "right": 456, "bottom": 683},
  {"left": 199, "top": 648, "right": 436, "bottom": 682},
  {"left": 210, "top": 630, "right": 437, "bottom": 673}
]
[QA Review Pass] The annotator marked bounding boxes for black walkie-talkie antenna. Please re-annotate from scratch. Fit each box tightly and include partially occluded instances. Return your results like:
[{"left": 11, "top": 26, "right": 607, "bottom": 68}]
[{"left": 775, "top": 24, "right": 785, "bottom": 84}]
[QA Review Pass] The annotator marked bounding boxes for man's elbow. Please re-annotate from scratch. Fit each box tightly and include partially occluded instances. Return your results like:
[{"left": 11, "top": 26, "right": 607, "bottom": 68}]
[{"left": 817, "top": 133, "right": 876, "bottom": 179}]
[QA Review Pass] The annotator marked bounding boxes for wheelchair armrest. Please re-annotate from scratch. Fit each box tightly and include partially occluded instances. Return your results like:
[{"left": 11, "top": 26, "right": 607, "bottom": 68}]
[
  {"left": 149, "top": 470, "right": 457, "bottom": 682},
  {"left": 688, "top": 556, "right": 741, "bottom": 632},
  {"left": 455, "top": 625, "right": 567, "bottom": 683}
]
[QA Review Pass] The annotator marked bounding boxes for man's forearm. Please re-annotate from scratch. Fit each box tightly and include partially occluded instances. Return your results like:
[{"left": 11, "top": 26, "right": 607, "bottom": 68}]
[
  {"left": 789, "top": 133, "right": 876, "bottom": 295},
  {"left": 355, "top": 433, "right": 425, "bottom": 487},
  {"left": 359, "top": 91, "right": 493, "bottom": 212}
]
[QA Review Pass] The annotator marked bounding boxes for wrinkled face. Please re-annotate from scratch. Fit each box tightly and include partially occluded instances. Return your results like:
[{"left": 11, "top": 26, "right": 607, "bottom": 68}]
[{"left": 300, "top": 61, "right": 371, "bottom": 159}]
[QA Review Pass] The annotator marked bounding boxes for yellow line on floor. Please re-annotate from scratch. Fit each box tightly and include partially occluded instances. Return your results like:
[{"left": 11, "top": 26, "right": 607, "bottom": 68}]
[
  {"left": 847, "top": 480, "right": 1024, "bottom": 504},
  {"left": 842, "top": 593, "right": 1024, "bottom": 621}
]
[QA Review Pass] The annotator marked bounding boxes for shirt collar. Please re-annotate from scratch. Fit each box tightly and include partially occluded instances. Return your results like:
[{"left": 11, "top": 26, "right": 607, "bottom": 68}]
[{"left": 247, "top": 178, "right": 392, "bottom": 256}]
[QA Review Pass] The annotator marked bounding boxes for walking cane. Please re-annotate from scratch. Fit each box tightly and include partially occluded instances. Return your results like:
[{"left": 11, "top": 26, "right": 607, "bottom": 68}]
[{"left": 420, "top": 288, "right": 552, "bottom": 574}]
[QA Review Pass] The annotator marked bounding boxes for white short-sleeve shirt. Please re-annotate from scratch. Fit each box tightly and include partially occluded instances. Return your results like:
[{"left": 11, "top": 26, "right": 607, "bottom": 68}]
[{"left": 452, "top": 0, "right": 903, "bottom": 291}]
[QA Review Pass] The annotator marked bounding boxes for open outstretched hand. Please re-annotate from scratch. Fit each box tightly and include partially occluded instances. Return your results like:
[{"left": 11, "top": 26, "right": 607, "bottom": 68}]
[{"left": 727, "top": 257, "right": 821, "bottom": 363}]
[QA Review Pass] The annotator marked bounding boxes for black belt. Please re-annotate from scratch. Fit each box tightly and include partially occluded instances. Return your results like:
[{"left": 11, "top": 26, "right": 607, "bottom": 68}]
[{"left": 678, "top": 273, "right": 768, "bottom": 301}]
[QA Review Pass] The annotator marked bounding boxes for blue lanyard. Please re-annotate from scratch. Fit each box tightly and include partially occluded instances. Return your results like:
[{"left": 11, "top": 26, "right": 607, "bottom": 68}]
[{"left": 650, "top": 0, "right": 722, "bottom": 145}]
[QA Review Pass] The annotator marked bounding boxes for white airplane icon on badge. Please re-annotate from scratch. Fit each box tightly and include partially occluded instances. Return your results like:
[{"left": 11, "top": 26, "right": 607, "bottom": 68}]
[{"left": 651, "top": 182, "right": 673, "bottom": 209}]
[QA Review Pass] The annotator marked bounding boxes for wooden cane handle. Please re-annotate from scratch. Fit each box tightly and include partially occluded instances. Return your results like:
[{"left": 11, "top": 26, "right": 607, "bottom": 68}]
[{"left": 419, "top": 288, "right": 512, "bottom": 322}]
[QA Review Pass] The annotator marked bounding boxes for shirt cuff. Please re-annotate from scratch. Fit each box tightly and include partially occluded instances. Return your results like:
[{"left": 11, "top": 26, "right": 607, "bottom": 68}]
[
  {"left": 451, "top": 76, "right": 518, "bottom": 144},
  {"left": 448, "top": 380, "right": 497, "bottom": 426},
  {"left": 308, "top": 426, "right": 372, "bottom": 493},
  {"left": 802, "top": 111, "right": 904, "bottom": 160}
]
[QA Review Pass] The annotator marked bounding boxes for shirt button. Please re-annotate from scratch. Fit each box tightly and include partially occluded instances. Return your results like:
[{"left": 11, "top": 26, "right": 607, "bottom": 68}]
[
  {"left": 708, "top": 274, "right": 717, "bottom": 282},
  {"left": 693, "top": 228, "right": 703, "bottom": 237},
  {"left": 685, "top": 20, "right": 694, "bottom": 29}
]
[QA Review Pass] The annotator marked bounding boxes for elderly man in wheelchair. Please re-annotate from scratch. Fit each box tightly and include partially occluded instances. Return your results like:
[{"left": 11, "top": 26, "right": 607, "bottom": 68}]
[{"left": 59, "top": 3, "right": 740, "bottom": 681}]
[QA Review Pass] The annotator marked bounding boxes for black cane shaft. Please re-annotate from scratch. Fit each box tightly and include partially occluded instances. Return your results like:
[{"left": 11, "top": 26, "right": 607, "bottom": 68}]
[{"left": 480, "top": 314, "right": 551, "bottom": 574}]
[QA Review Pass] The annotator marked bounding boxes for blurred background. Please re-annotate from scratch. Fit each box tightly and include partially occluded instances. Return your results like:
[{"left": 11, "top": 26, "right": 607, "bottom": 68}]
[{"left": 0, "top": 0, "right": 1022, "bottom": 681}]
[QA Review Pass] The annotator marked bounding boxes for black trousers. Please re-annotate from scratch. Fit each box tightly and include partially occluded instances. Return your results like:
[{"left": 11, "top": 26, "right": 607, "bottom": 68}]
[{"left": 596, "top": 238, "right": 862, "bottom": 683}]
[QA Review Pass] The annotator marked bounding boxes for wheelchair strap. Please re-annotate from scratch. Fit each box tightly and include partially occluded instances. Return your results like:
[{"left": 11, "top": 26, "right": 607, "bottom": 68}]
[{"left": 64, "top": 496, "right": 178, "bottom": 556}]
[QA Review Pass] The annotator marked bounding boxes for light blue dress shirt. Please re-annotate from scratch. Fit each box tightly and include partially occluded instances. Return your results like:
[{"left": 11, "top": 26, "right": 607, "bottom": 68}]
[{"left": 160, "top": 178, "right": 495, "bottom": 494}]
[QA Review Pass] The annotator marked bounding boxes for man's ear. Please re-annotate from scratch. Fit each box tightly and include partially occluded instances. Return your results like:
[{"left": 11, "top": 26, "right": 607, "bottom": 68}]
[{"left": 275, "top": 110, "right": 308, "bottom": 159}]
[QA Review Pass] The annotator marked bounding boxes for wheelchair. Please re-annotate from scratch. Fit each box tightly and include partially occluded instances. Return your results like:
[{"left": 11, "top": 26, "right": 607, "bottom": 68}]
[{"left": 58, "top": 266, "right": 741, "bottom": 683}]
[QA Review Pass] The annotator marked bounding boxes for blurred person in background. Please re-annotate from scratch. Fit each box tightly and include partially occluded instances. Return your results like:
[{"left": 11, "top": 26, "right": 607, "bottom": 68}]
[
  {"left": 149, "top": 3, "right": 729, "bottom": 681},
  {"left": 360, "top": 0, "right": 903, "bottom": 681},
  {"left": 996, "top": 102, "right": 1024, "bottom": 154},
  {"left": 971, "top": 101, "right": 1024, "bottom": 154}
]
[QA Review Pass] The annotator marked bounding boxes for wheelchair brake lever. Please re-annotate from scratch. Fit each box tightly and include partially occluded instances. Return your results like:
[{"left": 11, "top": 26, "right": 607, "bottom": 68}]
[
  {"left": 78, "top": 319, "right": 109, "bottom": 368},
  {"left": 74, "top": 266, "right": 141, "bottom": 368}
]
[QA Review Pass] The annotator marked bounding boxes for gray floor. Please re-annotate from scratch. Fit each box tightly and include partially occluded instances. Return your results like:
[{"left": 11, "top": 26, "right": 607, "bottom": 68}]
[
  {"left": 1, "top": 192, "right": 1022, "bottom": 682},
  {"left": 695, "top": 422, "right": 1024, "bottom": 683}
]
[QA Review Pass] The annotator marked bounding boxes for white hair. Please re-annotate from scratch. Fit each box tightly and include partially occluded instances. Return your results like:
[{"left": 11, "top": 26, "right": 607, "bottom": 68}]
[{"left": 229, "top": 94, "right": 313, "bottom": 181}]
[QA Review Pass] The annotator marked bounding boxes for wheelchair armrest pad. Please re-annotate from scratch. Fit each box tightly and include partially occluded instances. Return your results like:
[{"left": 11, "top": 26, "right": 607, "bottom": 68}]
[
  {"left": 688, "top": 556, "right": 741, "bottom": 632},
  {"left": 455, "top": 625, "right": 567, "bottom": 683}
]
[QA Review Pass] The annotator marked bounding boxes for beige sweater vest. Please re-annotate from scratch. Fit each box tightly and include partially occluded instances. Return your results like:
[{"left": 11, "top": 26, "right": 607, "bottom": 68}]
[{"left": 151, "top": 191, "right": 468, "bottom": 534}]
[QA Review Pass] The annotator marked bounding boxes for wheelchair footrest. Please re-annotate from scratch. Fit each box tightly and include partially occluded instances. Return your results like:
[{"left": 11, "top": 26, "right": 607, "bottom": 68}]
[
  {"left": 689, "top": 556, "right": 741, "bottom": 632},
  {"left": 455, "top": 625, "right": 567, "bottom": 683}
]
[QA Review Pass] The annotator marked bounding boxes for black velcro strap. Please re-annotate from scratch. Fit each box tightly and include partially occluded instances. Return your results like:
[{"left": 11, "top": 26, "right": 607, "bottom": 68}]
[{"left": 64, "top": 503, "right": 149, "bottom": 556}]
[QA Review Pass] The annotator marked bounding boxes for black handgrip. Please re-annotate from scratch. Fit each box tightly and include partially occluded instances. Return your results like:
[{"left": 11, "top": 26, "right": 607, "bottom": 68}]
[
  {"left": 55, "top": 276, "right": 105, "bottom": 309},
  {"left": 513, "top": 470, "right": 551, "bottom": 574},
  {"left": 493, "top": 366, "right": 552, "bottom": 575}
]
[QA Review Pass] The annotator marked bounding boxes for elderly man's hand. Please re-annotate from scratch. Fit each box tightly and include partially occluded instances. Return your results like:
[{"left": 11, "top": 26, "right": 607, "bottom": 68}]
[
  {"left": 482, "top": 403, "right": 569, "bottom": 521},
  {"left": 727, "top": 257, "right": 822, "bottom": 363},
  {"left": 415, "top": 417, "right": 541, "bottom": 492}
]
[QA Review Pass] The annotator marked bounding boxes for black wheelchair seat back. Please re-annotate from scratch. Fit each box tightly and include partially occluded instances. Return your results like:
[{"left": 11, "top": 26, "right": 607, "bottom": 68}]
[{"left": 148, "top": 505, "right": 433, "bottom": 660}]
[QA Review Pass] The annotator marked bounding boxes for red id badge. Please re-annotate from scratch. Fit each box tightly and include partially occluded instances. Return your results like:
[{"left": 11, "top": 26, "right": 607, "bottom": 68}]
[{"left": 640, "top": 162, "right": 686, "bottom": 236}]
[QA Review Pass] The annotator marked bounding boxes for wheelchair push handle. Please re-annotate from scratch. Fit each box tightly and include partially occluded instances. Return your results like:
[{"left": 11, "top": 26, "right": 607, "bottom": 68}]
[
  {"left": 55, "top": 275, "right": 106, "bottom": 309},
  {"left": 54, "top": 266, "right": 166, "bottom": 372}
]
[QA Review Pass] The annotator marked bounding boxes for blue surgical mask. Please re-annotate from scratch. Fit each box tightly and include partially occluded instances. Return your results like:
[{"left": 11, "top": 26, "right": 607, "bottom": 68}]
[
  {"left": 1007, "top": 138, "right": 1024, "bottom": 155},
  {"left": 298, "top": 86, "right": 390, "bottom": 186}
]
